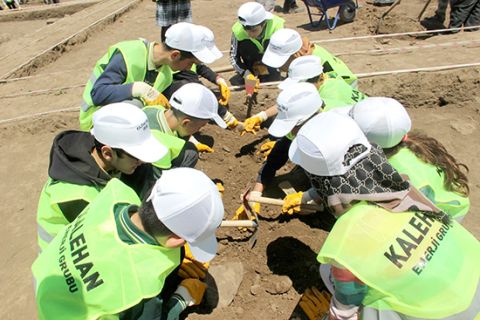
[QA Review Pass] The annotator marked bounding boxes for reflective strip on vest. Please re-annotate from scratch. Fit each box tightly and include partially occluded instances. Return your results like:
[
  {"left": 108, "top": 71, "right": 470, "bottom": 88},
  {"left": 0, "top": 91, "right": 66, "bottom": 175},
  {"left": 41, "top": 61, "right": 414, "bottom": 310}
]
[
  {"left": 317, "top": 202, "right": 480, "bottom": 318},
  {"left": 37, "top": 224, "right": 54, "bottom": 244},
  {"left": 32, "top": 179, "right": 180, "bottom": 320}
]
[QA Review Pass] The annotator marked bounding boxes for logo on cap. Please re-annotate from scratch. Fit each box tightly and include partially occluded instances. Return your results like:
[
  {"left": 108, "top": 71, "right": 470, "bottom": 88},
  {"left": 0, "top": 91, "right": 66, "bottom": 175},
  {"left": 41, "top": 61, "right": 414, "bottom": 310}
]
[
  {"left": 137, "top": 119, "right": 148, "bottom": 132},
  {"left": 278, "top": 103, "right": 288, "bottom": 113}
]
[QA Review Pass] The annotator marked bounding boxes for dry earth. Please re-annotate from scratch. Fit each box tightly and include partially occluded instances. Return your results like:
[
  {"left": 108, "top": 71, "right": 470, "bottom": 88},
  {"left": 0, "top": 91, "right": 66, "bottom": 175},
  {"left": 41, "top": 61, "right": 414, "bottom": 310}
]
[{"left": 0, "top": 0, "right": 479, "bottom": 319}]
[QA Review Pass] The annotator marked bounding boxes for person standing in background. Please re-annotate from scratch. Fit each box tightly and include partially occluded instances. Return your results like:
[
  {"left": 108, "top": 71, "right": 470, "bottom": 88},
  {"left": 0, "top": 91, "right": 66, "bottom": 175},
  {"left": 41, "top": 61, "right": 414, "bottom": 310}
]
[{"left": 154, "top": 0, "right": 192, "bottom": 42}]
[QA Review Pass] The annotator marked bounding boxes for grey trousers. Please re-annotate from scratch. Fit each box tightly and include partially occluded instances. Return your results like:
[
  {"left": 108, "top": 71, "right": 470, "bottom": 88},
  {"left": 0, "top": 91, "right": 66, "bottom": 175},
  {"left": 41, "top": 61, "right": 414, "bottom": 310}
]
[{"left": 450, "top": 0, "right": 480, "bottom": 28}]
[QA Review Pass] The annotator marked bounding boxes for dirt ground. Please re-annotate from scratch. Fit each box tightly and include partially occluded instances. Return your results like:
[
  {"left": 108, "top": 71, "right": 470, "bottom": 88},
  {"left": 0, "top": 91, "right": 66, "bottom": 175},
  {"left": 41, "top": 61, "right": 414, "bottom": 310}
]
[{"left": 0, "top": 0, "right": 479, "bottom": 319}]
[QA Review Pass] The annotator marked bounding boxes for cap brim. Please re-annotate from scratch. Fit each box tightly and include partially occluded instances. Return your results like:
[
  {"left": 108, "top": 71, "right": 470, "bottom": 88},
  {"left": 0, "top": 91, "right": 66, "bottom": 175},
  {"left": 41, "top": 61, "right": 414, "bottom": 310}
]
[
  {"left": 211, "top": 114, "right": 227, "bottom": 129},
  {"left": 123, "top": 134, "right": 168, "bottom": 163},
  {"left": 187, "top": 233, "right": 218, "bottom": 263},
  {"left": 278, "top": 77, "right": 300, "bottom": 90},
  {"left": 268, "top": 118, "right": 298, "bottom": 138},
  {"left": 210, "top": 45, "right": 223, "bottom": 61},
  {"left": 193, "top": 47, "right": 219, "bottom": 64},
  {"left": 288, "top": 137, "right": 325, "bottom": 176},
  {"left": 265, "top": 12, "right": 274, "bottom": 19},
  {"left": 262, "top": 48, "right": 289, "bottom": 68}
]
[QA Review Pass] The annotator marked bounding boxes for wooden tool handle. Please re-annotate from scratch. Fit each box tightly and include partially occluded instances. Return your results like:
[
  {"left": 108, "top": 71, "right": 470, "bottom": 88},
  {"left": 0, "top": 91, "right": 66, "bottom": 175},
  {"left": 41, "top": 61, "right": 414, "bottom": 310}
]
[{"left": 220, "top": 220, "right": 257, "bottom": 227}]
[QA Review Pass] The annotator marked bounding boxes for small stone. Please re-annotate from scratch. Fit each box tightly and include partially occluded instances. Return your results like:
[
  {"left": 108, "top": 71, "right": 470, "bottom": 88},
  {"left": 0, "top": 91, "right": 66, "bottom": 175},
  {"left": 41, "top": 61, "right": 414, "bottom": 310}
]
[
  {"left": 265, "top": 275, "right": 293, "bottom": 295},
  {"left": 250, "top": 284, "right": 263, "bottom": 295},
  {"left": 204, "top": 260, "right": 244, "bottom": 307},
  {"left": 222, "top": 146, "right": 231, "bottom": 153},
  {"left": 46, "top": 19, "right": 57, "bottom": 25}
]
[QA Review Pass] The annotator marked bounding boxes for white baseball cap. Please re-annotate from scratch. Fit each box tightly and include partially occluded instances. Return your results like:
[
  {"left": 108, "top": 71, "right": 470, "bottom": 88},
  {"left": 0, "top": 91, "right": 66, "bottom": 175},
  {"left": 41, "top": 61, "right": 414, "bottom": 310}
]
[
  {"left": 262, "top": 29, "right": 302, "bottom": 68},
  {"left": 278, "top": 55, "right": 324, "bottom": 90},
  {"left": 197, "top": 25, "right": 223, "bottom": 61},
  {"left": 269, "top": 82, "right": 323, "bottom": 137},
  {"left": 169, "top": 83, "right": 227, "bottom": 129},
  {"left": 148, "top": 168, "right": 224, "bottom": 263},
  {"left": 165, "top": 22, "right": 220, "bottom": 64},
  {"left": 238, "top": 2, "right": 273, "bottom": 26},
  {"left": 289, "top": 112, "right": 371, "bottom": 176},
  {"left": 91, "top": 103, "right": 168, "bottom": 163},
  {"left": 350, "top": 97, "right": 412, "bottom": 148}
]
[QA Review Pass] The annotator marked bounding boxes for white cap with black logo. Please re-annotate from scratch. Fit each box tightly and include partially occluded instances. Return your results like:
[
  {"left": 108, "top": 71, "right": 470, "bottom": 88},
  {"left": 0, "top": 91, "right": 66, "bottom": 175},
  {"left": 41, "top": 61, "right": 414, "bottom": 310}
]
[
  {"left": 165, "top": 22, "right": 221, "bottom": 64},
  {"left": 169, "top": 83, "right": 227, "bottom": 129},
  {"left": 238, "top": 2, "right": 273, "bottom": 26},
  {"left": 148, "top": 168, "right": 224, "bottom": 263},
  {"left": 262, "top": 28, "right": 303, "bottom": 68},
  {"left": 91, "top": 103, "right": 168, "bottom": 163}
]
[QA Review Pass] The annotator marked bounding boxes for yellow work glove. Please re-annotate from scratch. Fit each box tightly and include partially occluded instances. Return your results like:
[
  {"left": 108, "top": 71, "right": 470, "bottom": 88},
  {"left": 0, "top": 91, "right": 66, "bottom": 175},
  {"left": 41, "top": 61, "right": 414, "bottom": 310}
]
[
  {"left": 131, "top": 82, "right": 170, "bottom": 107},
  {"left": 282, "top": 191, "right": 303, "bottom": 215},
  {"left": 240, "top": 111, "right": 268, "bottom": 136},
  {"left": 223, "top": 110, "right": 239, "bottom": 129},
  {"left": 256, "top": 140, "right": 276, "bottom": 160},
  {"left": 143, "top": 92, "right": 170, "bottom": 108},
  {"left": 232, "top": 190, "right": 261, "bottom": 229},
  {"left": 215, "top": 181, "right": 225, "bottom": 196},
  {"left": 175, "top": 278, "right": 208, "bottom": 307},
  {"left": 216, "top": 77, "right": 231, "bottom": 106},
  {"left": 195, "top": 142, "right": 214, "bottom": 153},
  {"left": 299, "top": 287, "right": 331, "bottom": 320},
  {"left": 178, "top": 244, "right": 209, "bottom": 279}
]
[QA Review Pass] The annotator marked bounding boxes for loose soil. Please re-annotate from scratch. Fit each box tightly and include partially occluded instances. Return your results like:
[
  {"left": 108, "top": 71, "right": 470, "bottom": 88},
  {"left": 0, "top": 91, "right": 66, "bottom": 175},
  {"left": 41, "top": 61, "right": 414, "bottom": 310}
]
[{"left": 0, "top": 0, "right": 478, "bottom": 319}]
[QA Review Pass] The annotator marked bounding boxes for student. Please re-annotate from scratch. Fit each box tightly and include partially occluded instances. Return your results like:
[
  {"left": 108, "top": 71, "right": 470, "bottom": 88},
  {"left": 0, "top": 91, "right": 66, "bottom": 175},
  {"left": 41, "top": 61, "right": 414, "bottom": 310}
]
[
  {"left": 283, "top": 112, "right": 480, "bottom": 320},
  {"left": 79, "top": 22, "right": 221, "bottom": 130},
  {"left": 263, "top": 28, "right": 358, "bottom": 87},
  {"left": 230, "top": 2, "right": 285, "bottom": 86},
  {"left": 36, "top": 103, "right": 167, "bottom": 251},
  {"left": 234, "top": 83, "right": 323, "bottom": 219},
  {"left": 350, "top": 97, "right": 471, "bottom": 222},
  {"left": 241, "top": 55, "right": 365, "bottom": 136},
  {"left": 32, "top": 167, "right": 224, "bottom": 320},
  {"left": 142, "top": 82, "right": 227, "bottom": 169}
]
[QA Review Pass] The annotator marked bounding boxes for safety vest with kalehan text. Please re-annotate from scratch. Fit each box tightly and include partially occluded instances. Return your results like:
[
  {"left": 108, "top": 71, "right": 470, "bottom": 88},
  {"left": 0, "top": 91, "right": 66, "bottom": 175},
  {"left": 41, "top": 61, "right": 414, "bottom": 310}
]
[
  {"left": 318, "top": 74, "right": 366, "bottom": 111},
  {"left": 318, "top": 201, "right": 480, "bottom": 319},
  {"left": 388, "top": 147, "right": 470, "bottom": 222},
  {"left": 79, "top": 39, "right": 173, "bottom": 131},
  {"left": 32, "top": 178, "right": 180, "bottom": 320}
]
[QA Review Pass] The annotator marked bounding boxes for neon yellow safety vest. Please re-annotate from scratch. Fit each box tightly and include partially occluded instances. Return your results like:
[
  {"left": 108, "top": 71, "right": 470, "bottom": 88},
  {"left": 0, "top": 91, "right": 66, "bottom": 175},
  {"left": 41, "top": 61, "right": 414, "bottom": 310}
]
[
  {"left": 318, "top": 75, "right": 366, "bottom": 111},
  {"left": 318, "top": 202, "right": 480, "bottom": 319},
  {"left": 143, "top": 106, "right": 186, "bottom": 169},
  {"left": 79, "top": 40, "right": 173, "bottom": 131},
  {"left": 312, "top": 44, "right": 358, "bottom": 87},
  {"left": 232, "top": 16, "right": 285, "bottom": 54},
  {"left": 388, "top": 148, "right": 470, "bottom": 222},
  {"left": 37, "top": 178, "right": 102, "bottom": 252},
  {"left": 32, "top": 178, "right": 180, "bottom": 320}
]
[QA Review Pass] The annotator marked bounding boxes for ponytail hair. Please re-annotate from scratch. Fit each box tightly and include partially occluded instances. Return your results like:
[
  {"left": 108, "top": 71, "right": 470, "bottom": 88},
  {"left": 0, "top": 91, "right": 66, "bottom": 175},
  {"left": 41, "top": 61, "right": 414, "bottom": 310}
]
[{"left": 385, "top": 131, "right": 469, "bottom": 197}]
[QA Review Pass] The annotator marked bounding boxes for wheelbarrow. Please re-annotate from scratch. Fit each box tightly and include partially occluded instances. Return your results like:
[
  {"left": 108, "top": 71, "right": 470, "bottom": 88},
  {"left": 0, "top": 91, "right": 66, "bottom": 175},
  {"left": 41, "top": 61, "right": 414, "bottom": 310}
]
[{"left": 301, "top": 0, "right": 359, "bottom": 30}]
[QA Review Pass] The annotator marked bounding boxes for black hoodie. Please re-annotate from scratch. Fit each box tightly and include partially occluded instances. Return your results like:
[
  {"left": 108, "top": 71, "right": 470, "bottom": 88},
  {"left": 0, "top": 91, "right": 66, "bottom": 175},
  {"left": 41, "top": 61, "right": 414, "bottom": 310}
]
[{"left": 47, "top": 130, "right": 111, "bottom": 221}]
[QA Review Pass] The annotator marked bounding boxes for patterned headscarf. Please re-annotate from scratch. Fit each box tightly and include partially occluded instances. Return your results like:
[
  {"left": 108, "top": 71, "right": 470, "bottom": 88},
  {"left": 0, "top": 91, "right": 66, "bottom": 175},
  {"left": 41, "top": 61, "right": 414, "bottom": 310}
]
[{"left": 306, "top": 144, "right": 443, "bottom": 218}]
